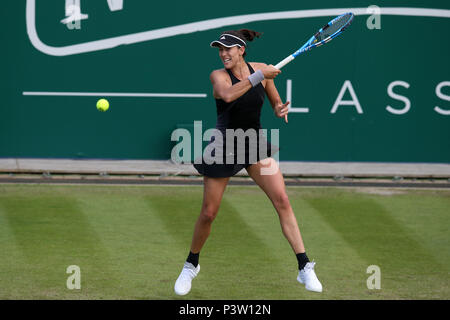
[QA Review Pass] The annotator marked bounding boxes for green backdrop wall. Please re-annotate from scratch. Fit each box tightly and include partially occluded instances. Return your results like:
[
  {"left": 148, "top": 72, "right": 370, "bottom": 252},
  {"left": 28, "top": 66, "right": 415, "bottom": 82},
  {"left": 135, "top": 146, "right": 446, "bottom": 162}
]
[{"left": 1, "top": 0, "right": 449, "bottom": 162}]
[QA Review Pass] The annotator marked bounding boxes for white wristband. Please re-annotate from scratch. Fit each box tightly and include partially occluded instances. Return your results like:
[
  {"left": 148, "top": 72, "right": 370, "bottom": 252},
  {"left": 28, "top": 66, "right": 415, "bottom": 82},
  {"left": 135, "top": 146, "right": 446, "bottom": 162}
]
[{"left": 248, "top": 69, "right": 265, "bottom": 87}]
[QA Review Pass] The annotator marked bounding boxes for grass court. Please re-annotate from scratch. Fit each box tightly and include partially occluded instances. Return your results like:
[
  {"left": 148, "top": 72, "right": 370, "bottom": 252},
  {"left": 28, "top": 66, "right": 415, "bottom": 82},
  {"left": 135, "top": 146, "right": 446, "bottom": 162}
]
[{"left": 0, "top": 184, "right": 448, "bottom": 299}]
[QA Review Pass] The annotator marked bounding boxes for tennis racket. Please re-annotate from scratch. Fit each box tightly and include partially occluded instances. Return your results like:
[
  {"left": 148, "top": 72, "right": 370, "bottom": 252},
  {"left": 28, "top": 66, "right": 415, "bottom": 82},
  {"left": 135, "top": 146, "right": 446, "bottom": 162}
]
[{"left": 274, "top": 12, "right": 354, "bottom": 69}]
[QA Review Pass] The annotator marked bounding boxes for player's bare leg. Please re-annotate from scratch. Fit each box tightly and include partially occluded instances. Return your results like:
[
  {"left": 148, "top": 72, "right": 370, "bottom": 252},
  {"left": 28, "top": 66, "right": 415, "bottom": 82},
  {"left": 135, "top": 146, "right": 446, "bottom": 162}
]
[
  {"left": 246, "top": 158, "right": 322, "bottom": 292},
  {"left": 175, "top": 176, "right": 229, "bottom": 295},
  {"left": 190, "top": 176, "right": 230, "bottom": 253},
  {"left": 246, "top": 158, "right": 304, "bottom": 253}
]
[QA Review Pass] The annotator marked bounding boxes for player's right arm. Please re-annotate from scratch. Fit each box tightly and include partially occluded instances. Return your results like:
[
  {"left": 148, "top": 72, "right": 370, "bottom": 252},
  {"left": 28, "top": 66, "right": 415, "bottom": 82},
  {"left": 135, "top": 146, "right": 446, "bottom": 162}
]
[
  {"left": 210, "top": 69, "right": 251, "bottom": 103},
  {"left": 210, "top": 65, "right": 280, "bottom": 103}
]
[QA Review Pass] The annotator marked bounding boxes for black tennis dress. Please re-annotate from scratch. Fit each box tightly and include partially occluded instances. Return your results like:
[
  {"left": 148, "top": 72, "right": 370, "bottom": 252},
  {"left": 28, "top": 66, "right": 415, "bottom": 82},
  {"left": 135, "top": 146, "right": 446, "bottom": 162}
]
[{"left": 193, "top": 62, "right": 278, "bottom": 177}]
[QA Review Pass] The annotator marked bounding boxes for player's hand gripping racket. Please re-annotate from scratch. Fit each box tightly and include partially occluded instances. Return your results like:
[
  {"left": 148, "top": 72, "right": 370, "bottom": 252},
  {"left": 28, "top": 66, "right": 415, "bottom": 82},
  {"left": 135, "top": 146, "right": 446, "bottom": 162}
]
[{"left": 274, "top": 12, "right": 354, "bottom": 70}]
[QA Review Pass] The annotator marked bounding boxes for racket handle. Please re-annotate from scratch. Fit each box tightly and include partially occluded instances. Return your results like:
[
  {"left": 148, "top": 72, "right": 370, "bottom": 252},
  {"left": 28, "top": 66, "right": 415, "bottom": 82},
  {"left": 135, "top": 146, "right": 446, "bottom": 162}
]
[{"left": 274, "top": 55, "right": 295, "bottom": 69}]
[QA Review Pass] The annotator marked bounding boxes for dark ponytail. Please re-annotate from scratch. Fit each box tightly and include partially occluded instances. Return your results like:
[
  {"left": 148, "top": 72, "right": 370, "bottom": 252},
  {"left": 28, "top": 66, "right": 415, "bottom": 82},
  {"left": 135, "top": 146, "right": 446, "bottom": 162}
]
[
  {"left": 220, "top": 29, "right": 262, "bottom": 57},
  {"left": 237, "top": 29, "right": 263, "bottom": 42}
]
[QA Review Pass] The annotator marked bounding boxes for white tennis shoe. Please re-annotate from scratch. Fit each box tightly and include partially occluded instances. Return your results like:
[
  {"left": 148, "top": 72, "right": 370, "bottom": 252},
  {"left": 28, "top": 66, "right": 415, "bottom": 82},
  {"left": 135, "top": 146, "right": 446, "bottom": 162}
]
[
  {"left": 174, "top": 262, "right": 200, "bottom": 295},
  {"left": 297, "top": 262, "right": 323, "bottom": 293}
]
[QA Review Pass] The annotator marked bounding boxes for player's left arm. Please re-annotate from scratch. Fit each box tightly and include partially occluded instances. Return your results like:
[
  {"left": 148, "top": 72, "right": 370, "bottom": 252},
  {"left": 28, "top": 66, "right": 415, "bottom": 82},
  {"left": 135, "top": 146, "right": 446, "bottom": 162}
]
[{"left": 253, "top": 63, "right": 289, "bottom": 123}]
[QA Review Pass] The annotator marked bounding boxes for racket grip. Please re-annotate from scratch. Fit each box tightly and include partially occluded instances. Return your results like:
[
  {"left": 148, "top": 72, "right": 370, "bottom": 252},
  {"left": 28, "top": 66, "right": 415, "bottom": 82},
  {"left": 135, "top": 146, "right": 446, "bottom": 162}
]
[{"left": 274, "top": 55, "right": 294, "bottom": 69}]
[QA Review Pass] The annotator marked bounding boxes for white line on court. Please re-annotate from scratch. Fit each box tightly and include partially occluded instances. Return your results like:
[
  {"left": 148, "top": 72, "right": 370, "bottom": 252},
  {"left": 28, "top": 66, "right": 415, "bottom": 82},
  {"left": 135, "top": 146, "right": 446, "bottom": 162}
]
[{"left": 22, "top": 92, "right": 207, "bottom": 98}]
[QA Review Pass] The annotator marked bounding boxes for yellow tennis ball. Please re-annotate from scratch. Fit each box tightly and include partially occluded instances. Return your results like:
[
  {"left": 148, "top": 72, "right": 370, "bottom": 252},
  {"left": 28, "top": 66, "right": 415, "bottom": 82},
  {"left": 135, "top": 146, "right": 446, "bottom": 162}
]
[{"left": 96, "top": 98, "right": 109, "bottom": 112}]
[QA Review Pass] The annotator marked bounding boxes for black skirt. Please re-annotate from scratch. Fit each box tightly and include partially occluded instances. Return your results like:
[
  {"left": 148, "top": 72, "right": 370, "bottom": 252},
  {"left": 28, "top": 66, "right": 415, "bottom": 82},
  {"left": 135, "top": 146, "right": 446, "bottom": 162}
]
[{"left": 193, "top": 129, "right": 279, "bottom": 178}]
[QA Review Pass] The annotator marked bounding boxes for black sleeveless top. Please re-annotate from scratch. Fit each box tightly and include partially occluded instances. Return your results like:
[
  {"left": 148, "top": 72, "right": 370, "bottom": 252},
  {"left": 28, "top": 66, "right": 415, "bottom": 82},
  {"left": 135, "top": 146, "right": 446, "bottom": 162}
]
[
  {"left": 193, "top": 62, "right": 276, "bottom": 177},
  {"left": 215, "top": 63, "right": 266, "bottom": 131}
]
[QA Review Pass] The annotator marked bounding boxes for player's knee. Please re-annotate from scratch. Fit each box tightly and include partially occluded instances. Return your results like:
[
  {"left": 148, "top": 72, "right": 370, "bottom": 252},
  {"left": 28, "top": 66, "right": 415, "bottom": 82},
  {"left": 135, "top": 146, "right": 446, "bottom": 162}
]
[
  {"left": 272, "top": 192, "right": 291, "bottom": 211},
  {"left": 200, "top": 204, "right": 219, "bottom": 223}
]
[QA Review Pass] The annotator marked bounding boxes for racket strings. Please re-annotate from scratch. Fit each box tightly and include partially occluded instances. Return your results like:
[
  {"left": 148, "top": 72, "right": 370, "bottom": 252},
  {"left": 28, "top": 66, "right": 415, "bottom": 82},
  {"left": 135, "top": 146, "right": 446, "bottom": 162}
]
[{"left": 315, "top": 14, "right": 352, "bottom": 41}]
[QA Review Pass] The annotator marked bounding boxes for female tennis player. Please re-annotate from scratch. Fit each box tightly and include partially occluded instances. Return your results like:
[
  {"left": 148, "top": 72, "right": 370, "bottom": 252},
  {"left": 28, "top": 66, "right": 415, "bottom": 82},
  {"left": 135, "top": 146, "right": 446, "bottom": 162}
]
[{"left": 174, "top": 29, "right": 322, "bottom": 295}]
